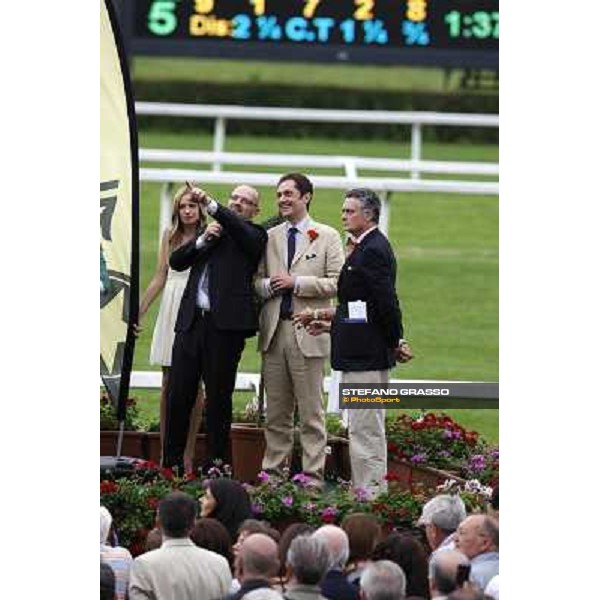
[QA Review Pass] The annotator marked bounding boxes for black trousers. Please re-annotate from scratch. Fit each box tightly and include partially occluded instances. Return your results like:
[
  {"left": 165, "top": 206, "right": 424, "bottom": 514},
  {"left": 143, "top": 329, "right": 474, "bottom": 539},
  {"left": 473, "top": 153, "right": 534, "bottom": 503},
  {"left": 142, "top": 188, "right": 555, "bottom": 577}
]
[{"left": 162, "top": 310, "right": 246, "bottom": 469}]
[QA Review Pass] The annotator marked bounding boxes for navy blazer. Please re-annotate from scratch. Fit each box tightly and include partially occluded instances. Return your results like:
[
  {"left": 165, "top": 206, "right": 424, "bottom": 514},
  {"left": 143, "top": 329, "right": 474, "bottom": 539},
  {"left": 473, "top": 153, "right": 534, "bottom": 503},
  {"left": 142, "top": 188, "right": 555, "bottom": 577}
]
[
  {"left": 320, "top": 569, "right": 360, "bottom": 600},
  {"left": 170, "top": 203, "right": 267, "bottom": 336},
  {"left": 331, "top": 228, "right": 403, "bottom": 371}
]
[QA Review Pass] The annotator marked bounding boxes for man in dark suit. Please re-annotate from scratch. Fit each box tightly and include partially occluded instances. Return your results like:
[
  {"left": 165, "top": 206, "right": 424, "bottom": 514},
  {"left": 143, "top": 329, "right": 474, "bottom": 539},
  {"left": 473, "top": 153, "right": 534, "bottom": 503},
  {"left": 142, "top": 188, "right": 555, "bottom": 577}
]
[
  {"left": 163, "top": 184, "right": 267, "bottom": 471},
  {"left": 330, "top": 188, "right": 412, "bottom": 496}
]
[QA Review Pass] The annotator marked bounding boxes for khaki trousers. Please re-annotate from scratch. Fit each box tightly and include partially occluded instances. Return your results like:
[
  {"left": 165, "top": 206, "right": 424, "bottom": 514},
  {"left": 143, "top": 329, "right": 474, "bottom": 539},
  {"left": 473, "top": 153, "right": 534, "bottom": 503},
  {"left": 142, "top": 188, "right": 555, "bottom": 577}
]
[
  {"left": 262, "top": 320, "right": 327, "bottom": 478},
  {"left": 342, "top": 370, "right": 389, "bottom": 497}
]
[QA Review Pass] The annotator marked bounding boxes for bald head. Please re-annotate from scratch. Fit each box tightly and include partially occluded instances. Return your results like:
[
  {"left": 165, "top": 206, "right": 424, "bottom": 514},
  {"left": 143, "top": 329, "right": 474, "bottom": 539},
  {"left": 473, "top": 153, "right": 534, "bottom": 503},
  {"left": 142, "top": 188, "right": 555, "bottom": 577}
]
[
  {"left": 430, "top": 549, "right": 470, "bottom": 596},
  {"left": 228, "top": 184, "right": 260, "bottom": 220},
  {"left": 455, "top": 515, "right": 498, "bottom": 559},
  {"left": 313, "top": 525, "right": 350, "bottom": 571},
  {"left": 239, "top": 533, "right": 280, "bottom": 580}
]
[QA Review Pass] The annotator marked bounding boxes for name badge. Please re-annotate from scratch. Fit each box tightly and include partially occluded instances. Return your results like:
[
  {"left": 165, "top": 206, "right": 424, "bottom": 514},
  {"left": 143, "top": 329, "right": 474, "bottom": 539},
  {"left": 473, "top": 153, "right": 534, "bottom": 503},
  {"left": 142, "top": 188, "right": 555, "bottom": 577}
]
[{"left": 347, "top": 300, "right": 367, "bottom": 322}]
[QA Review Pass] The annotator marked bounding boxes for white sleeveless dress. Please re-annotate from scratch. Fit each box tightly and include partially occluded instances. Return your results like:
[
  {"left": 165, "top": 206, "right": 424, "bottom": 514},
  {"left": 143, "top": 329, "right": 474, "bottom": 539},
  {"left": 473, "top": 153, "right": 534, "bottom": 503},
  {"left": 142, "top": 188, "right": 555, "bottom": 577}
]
[{"left": 149, "top": 267, "right": 191, "bottom": 366}]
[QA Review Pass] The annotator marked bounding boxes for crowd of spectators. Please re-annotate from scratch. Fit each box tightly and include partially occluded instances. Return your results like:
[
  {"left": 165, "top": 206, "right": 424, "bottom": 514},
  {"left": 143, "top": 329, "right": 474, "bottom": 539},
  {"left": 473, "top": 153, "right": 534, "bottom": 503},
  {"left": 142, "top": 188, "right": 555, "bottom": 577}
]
[{"left": 100, "top": 480, "right": 499, "bottom": 600}]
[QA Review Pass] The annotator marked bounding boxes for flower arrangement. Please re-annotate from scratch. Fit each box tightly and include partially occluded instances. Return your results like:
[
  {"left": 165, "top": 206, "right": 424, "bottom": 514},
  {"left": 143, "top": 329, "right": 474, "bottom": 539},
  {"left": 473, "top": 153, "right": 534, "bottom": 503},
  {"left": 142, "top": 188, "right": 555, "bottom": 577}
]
[
  {"left": 101, "top": 460, "right": 211, "bottom": 555},
  {"left": 386, "top": 412, "right": 499, "bottom": 487},
  {"left": 101, "top": 461, "right": 495, "bottom": 556}
]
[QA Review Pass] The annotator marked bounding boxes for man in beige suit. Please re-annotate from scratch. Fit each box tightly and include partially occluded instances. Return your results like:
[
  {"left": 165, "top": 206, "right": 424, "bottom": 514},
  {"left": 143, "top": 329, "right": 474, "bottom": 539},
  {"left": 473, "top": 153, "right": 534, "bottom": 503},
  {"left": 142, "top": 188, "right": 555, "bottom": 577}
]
[
  {"left": 128, "top": 491, "right": 231, "bottom": 600},
  {"left": 255, "top": 173, "right": 344, "bottom": 482}
]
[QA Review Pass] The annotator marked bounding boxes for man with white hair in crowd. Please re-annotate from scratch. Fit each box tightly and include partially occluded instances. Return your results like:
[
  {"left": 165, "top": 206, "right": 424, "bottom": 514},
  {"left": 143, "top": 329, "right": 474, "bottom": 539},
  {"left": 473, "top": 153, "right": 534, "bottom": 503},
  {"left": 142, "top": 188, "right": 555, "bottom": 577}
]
[
  {"left": 359, "top": 560, "right": 406, "bottom": 600},
  {"left": 416, "top": 493, "right": 466, "bottom": 577},
  {"left": 313, "top": 525, "right": 359, "bottom": 600},
  {"left": 429, "top": 549, "right": 471, "bottom": 599},
  {"left": 284, "top": 535, "right": 330, "bottom": 600},
  {"left": 455, "top": 515, "right": 499, "bottom": 592}
]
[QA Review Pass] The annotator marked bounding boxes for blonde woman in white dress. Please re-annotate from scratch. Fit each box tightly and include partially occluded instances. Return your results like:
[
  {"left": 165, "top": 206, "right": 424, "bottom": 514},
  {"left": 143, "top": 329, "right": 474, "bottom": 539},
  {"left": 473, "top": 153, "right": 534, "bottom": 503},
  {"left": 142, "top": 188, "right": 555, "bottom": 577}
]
[{"left": 138, "top": 185, "right": 207, "bottom": 473}]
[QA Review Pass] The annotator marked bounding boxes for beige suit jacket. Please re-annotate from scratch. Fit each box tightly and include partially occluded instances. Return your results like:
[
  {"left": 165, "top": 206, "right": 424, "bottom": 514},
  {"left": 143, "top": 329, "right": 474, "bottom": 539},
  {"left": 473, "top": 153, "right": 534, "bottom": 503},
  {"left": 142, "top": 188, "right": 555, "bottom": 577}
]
[
  {"left": 128, "top": 538, "right": 231, "bottom": 600},
  {"left": 255, "top": 219, "right": 344, "bottom": 356}
]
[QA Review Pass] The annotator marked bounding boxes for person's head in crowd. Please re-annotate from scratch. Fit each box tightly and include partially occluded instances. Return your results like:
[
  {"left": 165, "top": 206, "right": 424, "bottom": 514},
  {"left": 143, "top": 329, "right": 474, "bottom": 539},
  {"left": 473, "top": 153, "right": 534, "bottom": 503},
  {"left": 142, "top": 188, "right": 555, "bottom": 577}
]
[
  {"left": 371, "top": 532, "right": 430, "bottom": 599},
  {"left": 341, "top": 512, "right": 382, "bottom": 566},
  {"left": 277, "top": 522, "right": 314, "bottom": 579},
  {"left": 276, "top": 172, "right": 314, "bottom": 221},
  {"left": 157, "top": 491, "right": 197, "bottom": 538},
  {"left": 169, "top": 184, "right": 207, "bottom": 244},
  {"left": 236, "top": 532, "right": 280, "bottom": 583},
  {"left": 234, "top": 519, "right": 280, "bottom": 559},
  {"left": 313, "top": 525, "right": 351, "bottom": 572},
  {"left": 455, "top": 516, "right": 499, "bottom": 560},
  {"left": 417, "top": 494, "right": 467, "bottom": 552},
  {"left": 144, "top": 527, "right": 162, "bottom": 552},
  {"left": 100, "top": 506, "right": 114, "bottom": 547},
  {"left": 190, "top": 517, "right": 234, "bottom": 567},
  {"left": 100, "top": 561, "right": 116, "bottom": 600},
  {"left": 360, "top": 560, "right": 407, "bottom": 600},
  {"left": 200, "top": 478, "right": 252, "bottom": 542},
  {"left": 228, "top": 184, "right": 261, "bottom": 221},
  {"left": 342, "top": 188, "right": 381, "bottom": 238},
  {"left": 286, "top": 534, "right": 330, "bottom": 587},
  {"left": 429, "top": 549, "right": 470, "bottom": 598}
]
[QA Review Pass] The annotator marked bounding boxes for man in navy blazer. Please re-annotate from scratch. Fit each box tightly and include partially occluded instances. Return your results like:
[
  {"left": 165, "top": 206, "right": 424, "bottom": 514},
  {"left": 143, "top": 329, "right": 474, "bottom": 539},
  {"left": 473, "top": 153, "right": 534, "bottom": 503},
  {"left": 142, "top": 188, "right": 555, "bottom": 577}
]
[
  {"left": 330, "top": 188, "right": 413, "bottom": 496},
  {"left": 163, "top": 184, "right": 267, "bottom": 471}
]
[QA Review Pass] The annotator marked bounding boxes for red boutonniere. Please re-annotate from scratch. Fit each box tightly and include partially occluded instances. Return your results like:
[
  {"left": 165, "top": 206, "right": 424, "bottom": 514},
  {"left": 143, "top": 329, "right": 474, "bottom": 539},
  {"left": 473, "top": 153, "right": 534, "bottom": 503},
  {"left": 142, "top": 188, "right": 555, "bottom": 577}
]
[{"left": 307, "top": 229, "right": 319, "bottom": 241}]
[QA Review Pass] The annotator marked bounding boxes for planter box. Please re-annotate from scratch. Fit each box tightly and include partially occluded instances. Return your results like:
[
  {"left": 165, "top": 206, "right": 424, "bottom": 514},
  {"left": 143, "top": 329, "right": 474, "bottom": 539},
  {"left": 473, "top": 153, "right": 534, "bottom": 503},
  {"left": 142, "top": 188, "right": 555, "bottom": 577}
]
[
  {"left": 387, "top": 457, "right": 465, "bottom": 493},
  {"left": 100, "top": 431, "right": 145, "bottom": 459},
  {"left": 100, "top": 427, "right": 352, "bottom": 484},
  {"left": 230, "top": 424, "right": 266, "bottom": 483}
]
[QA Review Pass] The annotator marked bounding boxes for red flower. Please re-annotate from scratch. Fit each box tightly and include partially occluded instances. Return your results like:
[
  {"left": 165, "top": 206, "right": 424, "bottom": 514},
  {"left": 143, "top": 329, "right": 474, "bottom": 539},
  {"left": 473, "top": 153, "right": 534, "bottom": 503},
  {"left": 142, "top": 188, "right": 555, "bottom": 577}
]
[
  {"left": 160, "top": 467, "right": 174, "bottom": 481},
  {"left": 100, "top": 480, "right": 119, "bottom": 494},
  {"left": 307, "top": 229, "right": 319, "bottom": 241},
  {"left": 147, "top": 497, "right": 160, "bottom": 510},
  {"left": 384, "top": 472, "right": 400, "bottom": 482}
]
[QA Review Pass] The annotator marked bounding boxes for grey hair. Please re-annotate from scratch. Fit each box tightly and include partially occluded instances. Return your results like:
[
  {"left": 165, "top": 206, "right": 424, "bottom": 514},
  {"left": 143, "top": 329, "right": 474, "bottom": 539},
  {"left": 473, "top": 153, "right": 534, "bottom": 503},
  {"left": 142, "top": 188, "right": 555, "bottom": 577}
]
[
  {"left": 481, "top": 516, "right": 499, "bottom": 549},
  {"left": 312, "top": 526, "right": 350, "bottom": 571},
  {"left": 345, "top": 188, "right": 381, "bottom": 224},
  {"left": 287, "top": 535, "right": 330, "bottom": 585},
  {"left": 360, "top": 560, "right": 406, "bottom": 600}
]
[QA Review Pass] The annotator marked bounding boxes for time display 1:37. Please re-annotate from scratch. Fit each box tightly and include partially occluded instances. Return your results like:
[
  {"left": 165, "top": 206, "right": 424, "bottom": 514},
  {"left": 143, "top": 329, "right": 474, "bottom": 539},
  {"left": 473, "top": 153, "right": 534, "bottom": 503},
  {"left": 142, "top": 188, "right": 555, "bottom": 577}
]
[{"left": 444, "top": 10, "right": 499, "bottom": 40}]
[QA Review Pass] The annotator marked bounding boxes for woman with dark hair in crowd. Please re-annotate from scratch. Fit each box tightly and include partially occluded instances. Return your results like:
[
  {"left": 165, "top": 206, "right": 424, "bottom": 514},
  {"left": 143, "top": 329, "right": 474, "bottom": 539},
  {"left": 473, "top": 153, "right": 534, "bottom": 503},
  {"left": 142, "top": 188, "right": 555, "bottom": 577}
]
[
  {"left": 200, "top": 478, "right": 253, "bottom": 542},
  {"left": 191, "top": 517, "right": 234, "bottom": 568},
  {"left": 371, "top": 532, "right": 431, "bottom": 599},
  {"left": 341, "top": 513, "right": 382, "bottom": 586}
]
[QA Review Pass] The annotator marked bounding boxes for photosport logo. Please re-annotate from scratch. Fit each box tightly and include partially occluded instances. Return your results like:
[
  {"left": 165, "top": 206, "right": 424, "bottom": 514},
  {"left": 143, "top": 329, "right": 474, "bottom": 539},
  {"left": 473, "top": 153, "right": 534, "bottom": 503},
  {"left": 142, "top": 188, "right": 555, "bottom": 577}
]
[{"left": 338, "top": 383, "right": 499, "bottom": 409}]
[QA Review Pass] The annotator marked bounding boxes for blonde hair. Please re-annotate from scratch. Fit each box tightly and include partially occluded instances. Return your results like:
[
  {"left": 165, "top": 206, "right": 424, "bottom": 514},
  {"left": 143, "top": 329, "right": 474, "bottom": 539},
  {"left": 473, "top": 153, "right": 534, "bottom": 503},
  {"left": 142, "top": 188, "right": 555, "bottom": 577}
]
[{"left": 168, "top": 185, "right": 207, "bottom": 248}]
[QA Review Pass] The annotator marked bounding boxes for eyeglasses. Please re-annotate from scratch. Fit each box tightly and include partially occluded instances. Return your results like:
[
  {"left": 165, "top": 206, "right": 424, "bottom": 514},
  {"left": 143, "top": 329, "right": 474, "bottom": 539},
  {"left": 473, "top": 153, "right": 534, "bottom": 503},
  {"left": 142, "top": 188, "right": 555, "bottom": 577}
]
[{"left": 230, "top": 194, "right": 257, "bottom": 207}]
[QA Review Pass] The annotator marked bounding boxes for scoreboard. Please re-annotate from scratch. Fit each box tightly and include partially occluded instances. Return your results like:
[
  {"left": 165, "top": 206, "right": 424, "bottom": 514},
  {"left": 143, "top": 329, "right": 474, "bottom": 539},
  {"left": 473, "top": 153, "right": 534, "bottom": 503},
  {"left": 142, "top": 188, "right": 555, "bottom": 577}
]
[{"left": 125, "top": 1, "right": 498, "bottom": 68}]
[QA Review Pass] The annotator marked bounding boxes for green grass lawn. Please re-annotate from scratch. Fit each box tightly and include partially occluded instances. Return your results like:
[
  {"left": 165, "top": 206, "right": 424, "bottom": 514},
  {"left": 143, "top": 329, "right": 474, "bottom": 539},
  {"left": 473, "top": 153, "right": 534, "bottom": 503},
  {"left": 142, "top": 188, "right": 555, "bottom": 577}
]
[{"left": 123, "top": 129, "right": 498, "bottom": 443}]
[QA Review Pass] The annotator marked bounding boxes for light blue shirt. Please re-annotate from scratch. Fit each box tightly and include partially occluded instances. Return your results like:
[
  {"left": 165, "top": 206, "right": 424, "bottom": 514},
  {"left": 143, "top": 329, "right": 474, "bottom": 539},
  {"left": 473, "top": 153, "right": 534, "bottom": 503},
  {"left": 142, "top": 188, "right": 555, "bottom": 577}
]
[
  {"left": 195, "top": 199, "right": 219, "bottom": 309},
  {"left": 470, "top": 551, "right": 499, "bottom": 591}
]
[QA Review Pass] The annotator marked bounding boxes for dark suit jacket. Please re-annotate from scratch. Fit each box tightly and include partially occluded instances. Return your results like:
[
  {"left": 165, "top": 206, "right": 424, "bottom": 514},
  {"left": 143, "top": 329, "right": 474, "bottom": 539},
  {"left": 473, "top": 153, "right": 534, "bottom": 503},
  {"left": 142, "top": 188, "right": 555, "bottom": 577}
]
[
  {"left": 170, "top": 203, "right": 267, "bottom": 336},
  {"left": 331, "top": 228, "right": 403, "bottom": 371},
  {"left": 320, "top": 569, "right": 360, "bottom": 600}
]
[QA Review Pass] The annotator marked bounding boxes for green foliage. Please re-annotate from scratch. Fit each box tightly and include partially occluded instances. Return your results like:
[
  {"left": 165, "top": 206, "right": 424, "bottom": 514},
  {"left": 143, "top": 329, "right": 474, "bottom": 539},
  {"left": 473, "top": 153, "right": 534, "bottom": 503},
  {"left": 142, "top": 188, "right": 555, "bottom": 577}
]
[{"left": 100, "top": 395, "right": 141, "bottom": 431}]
